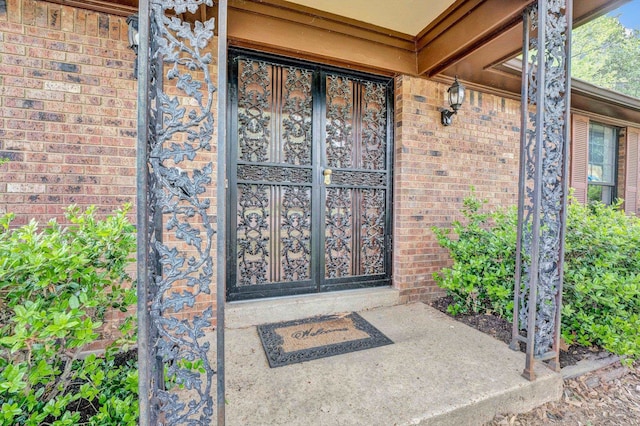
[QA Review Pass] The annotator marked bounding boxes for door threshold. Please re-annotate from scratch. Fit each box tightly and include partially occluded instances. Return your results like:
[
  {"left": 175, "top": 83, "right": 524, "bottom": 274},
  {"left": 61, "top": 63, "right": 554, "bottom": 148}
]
[{"left": 226, "top": 287, "right": 400, "bottom": 329}]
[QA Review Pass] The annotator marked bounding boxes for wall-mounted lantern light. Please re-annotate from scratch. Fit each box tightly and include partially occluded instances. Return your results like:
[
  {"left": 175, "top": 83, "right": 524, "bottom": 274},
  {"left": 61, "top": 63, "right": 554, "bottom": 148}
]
[
  {"left": 440, "top": 76, "right": 465, "bottom": 126},
  {"left": 126, "top": 14, "right": 139, "bottom": 78}
]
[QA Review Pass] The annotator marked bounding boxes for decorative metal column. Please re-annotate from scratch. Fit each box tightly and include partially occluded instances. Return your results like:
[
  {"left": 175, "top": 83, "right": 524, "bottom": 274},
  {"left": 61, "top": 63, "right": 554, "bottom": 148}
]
[
  {"left": 136, "top": 0, "right": 227, "bottom": 424},
  {"left": 511, "top": 0, "right": 572, "bottom": 381}
]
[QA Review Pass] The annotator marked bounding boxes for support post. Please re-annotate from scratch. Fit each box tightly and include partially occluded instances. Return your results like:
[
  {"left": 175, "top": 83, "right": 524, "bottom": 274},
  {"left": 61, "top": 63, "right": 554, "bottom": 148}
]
[
  {"left": 136, "top": 0, "right": 153, "bottom": 423},
  {"left": 511, "top": 0, "right": 572, "bottom": 380},
  {"left": 136, "top": 0, "right": 220, "bottom": 423},
  {"left": 216, "top": 1, "right": 228, "bottom": 425}
]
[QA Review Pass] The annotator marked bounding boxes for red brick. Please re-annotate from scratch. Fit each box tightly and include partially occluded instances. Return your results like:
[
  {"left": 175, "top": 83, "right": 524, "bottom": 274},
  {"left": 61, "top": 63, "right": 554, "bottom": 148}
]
[
  {"left": 0, "top": 129, "right": 26, "bottom": 140},
  {"left": 45, "top": 39, "right": 82, "bottom": 53},
  {"left": 66, "top": 52, "right": 103, "bottom": 66},
  {"left": 26, "top": 69, "right": 63, "bottom": 82},
  {"left": 0, "top": 42, "right": 27, "bottom": 54},
  {"left": 64, "top": 154, "right": 100, "bottom": 165},
  {"left": 34, "top": 1, "right": 47, "bottom": 27},
  {"left": 22, "top": 0, "right": 36, "bottom": 25},
  {"left": 47, "top": 4, "right": 61, "bottom": 30},
  {"left": 7, "top": 182, "right": 46, "bottom": 193},
  {"left": 97, "top": 13, "right": 109, "bottom": 38},
  {"left": 6, "top": 119, "right": 44, "bottom": 131},
  {"left": 7, "top": 0, "right": 21, "bottom": 23},
  {"left": 28, "top": 46, "right": 65, "bottom": 60},
  {"left": 29, "top": 111, "right": 65, "bottom": 122},
  {"left": 61, "top": 6, "right": 74, "bottom": 32},
  {"left": 75, "top": 8, "right": 86, "bottom": 34},
  {"left": 0, "top": 108, "right": 26, "bottom": 119},
  {"left": 42, "top": 101, "right": 82, "bottom": 113},
  {"left": 0, "top": 64, "right": 24, "bottom": 76},
  {"left": 26, "top": 173, "right": 62, "bottom": 184},
  {"left": 85, "top": 12, "right": 97, "bottom": 36},
  {"left": 5, "top": 98, "right": 44, "bottom": 109},
  {"left": 0, "top": 20, "right": 22, "bottom": 33},
  {"left": 46, "top": 143, "right": 82, "bottom": 154}
]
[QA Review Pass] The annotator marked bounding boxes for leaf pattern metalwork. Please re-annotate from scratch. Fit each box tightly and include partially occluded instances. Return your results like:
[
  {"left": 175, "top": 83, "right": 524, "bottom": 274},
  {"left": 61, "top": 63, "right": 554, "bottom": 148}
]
[
  {"left": 513, "top": 0, "right": 570, "bottom": 371},
  {"left": 362, "top": 82, "right": 387, "bottom": 170},
  {"left": 330, "top": 170, "right": 386, "bottom": 187},
  {"left": 326, "top": 75, "right": 353, "bottom": 168},
  {"left": 238, "top": 59, "right": 271, "bottom": 163},
  {"left": 361, "top": 189, "right": 385, "bottom": 275},
  {"left": 144, "top": 1, "right": 216, "bottom": 423},
  {"left": 325, "top": 187, "right": 352, "bottom": 277},
  {"left": 281, "top": 186, "right": 312, "bottom": 281},
  {"left": 237, "top": 164, "right": 312, "bottom": 184},
  {"left": 282, "top": 67, "right": 312, "bottom": 165},
  {"left": 237, "top": 184, "right": 270, "bottom": 286}
]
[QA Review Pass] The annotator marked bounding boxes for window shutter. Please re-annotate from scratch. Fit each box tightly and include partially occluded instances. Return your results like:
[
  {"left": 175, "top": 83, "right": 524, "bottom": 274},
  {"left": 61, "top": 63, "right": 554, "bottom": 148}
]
[
  {"left": 625, "top": 127, "right": 640, "bottom": 215},
  {"left": 570, "top": 114, "right": 589, "bottom": 204}
]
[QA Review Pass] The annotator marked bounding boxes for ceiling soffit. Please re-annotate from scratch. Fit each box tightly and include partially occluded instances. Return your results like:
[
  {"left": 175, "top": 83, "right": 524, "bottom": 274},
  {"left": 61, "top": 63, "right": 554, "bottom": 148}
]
[{"left": 282, "top": 0, "right": 456, "bottom": 36}]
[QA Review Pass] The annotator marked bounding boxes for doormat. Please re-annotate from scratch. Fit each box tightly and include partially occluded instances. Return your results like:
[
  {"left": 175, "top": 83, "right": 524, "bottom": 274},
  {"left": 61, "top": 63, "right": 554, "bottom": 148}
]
[{"left": 257, "top": 312, "right": 393, "bottom": 368}]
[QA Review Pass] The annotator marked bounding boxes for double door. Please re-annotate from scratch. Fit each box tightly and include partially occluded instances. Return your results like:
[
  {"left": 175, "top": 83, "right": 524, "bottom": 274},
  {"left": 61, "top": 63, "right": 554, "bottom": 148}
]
[{"left": 227, "top": 51, "right": 393, "bottom": 301}]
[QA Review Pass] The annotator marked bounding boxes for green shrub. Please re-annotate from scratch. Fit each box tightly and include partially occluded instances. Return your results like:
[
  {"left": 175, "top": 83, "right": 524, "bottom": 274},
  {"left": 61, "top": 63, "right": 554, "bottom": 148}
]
[
  {"left": 0, "top": 205, "right": 138, "bottom": 425},
  {"left": 563, "top": 200, "right": 640, "bottom": 357},
  {"left": 434, "top": 194, "right": 640, "bottom": 360},
  {"left": 432, "top": 194, "right": 516, "bottom": 319}
]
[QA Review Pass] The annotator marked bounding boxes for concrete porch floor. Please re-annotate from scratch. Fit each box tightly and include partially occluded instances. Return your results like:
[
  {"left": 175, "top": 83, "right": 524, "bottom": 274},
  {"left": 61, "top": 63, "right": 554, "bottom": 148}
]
[{"left": 223, "top": 302, "right": 563, "bottom": 426}]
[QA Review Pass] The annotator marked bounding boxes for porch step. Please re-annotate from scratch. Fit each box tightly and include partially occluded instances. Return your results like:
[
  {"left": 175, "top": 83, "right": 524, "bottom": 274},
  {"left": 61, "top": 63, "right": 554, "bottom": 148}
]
[
  {"left": 223, "top": 303, "right": 563, "bottom": 426},
  {"left": 225, "top": 287, "right": 400, "bottom": 329}
]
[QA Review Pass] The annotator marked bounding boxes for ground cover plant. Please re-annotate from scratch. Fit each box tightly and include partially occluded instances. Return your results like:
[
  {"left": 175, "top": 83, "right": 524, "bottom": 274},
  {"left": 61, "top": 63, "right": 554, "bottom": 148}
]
[
  {"left": 433, "top": 192, "right": 640, "bottom": 361},
  {"left": 0, "top": 205, "right": 138, "bottom": 425}
]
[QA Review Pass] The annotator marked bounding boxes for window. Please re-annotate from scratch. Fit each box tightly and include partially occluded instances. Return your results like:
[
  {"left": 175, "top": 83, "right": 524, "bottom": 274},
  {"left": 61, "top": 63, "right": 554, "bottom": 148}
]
[
  {"left": 571, "top": 114, "right": 640, "bottom": 214},
  {"left": 587, "top": 123, "right": 618, "bottom": 205}
]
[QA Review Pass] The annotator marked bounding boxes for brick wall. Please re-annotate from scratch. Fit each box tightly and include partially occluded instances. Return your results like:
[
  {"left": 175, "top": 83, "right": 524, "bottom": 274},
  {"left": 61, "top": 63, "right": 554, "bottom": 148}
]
[
  {"left": 393, "top": 75, "right": 522, "bottom": 303},
  {"left": 0, "top": 0, "right": 525, "bottom": 312},
  {"left": 0, "top": 0, "right": 222, "bottom": 336},
  {"left": 0, "top": 0, "right": 137, "bottom": 226}
]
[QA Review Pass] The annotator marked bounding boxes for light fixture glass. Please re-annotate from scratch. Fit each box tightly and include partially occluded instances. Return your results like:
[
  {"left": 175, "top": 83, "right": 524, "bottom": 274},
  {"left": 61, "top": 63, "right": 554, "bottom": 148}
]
[
  {"left": 126, "top": 14, "right": 139, "bottom": 77},
  {"left": 441, "top": 76, "right": 465, "bottom": 126}
]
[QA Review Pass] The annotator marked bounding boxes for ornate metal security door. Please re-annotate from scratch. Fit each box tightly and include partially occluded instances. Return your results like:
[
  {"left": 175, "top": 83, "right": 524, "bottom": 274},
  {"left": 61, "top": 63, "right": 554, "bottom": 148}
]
[{"left": 228, "top": 51, "right": 393, "bottom": 301}]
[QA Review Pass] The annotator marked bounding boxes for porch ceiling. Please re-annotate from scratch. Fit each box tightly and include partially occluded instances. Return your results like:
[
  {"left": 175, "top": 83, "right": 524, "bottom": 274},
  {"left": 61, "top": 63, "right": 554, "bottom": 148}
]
[
  {"left": 283, "top": 0, "right": 456, "bottom": 36},
  {"left": 53, "top": 0, "right": 635, "bottom": 119}
]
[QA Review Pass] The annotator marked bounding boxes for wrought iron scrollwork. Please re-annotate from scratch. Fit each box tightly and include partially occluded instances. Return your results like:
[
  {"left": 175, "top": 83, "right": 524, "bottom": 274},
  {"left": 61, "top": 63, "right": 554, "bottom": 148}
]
[
  {"left": 362, "top": 82, "right": 387, "bottom": 170},
  {"left": 326, "top": 75, "right": 354, "bottom": 168},
  {"left": 512, "top": 0, "right": 571, "bottom": 380},
  {"left": 325, "top": 187, "right": 353, "bottom": 277},
  {"left": 281, "top": 186, "right": 312, "bottom": 281},
  {"left": 361, "top": 189, "right": 385, "bottom": 275},
  {"left": 330, "top": 170, "right": 386, "bottom": 187},
  {"left": 237, "top": 184, "right": 270, "bottom": 286},
  {"left": 139, "top": 0, "right": 218, "bottom": 423},
  {"left": 233, "top": 59, "right": 318, "bottom": 288},
  {"left": 237, "top": 164, "right": 312, "bottom": 184},
  {"left": 238, "top": 59, "right": 271, "bottom": 163},
  {"left": 229, "top": 50, "right": 392, "bottom": 299},
  {"left": 283, "top": 67, "right": 313, "bottom": 165}
]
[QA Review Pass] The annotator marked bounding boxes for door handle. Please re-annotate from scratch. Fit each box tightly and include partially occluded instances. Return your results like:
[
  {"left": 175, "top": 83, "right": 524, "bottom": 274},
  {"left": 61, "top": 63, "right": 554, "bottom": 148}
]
[{"left": 323, "top": 169, "right": 332, "bottom": 185}]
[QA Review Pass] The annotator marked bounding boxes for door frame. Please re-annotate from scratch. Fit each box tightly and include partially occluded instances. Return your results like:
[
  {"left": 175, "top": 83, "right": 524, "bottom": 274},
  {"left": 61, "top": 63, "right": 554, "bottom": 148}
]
[{"left": 226, "top": 48, "right": 395, "bottom": 301}]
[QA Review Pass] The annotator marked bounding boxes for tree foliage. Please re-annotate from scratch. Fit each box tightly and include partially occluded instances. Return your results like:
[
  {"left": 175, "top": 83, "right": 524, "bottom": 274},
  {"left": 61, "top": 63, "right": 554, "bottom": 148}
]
[{"left": 572, "top": 14, "right": 640, "bottom": 98}]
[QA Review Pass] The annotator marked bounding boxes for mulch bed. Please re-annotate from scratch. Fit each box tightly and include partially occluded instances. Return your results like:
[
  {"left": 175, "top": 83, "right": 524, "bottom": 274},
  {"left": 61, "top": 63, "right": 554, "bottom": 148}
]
[
  {"left": 430, "top": 296, "right": 594, "bottom": 368},
  {"left": 429, "top": 296, "right": 640, "bottom": 425},
  {"left": 44, "top": 349, "right": 138, "bottom": 424},
  {"left": 488, "top": 363, "right": 640, "bottom": 425}
]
